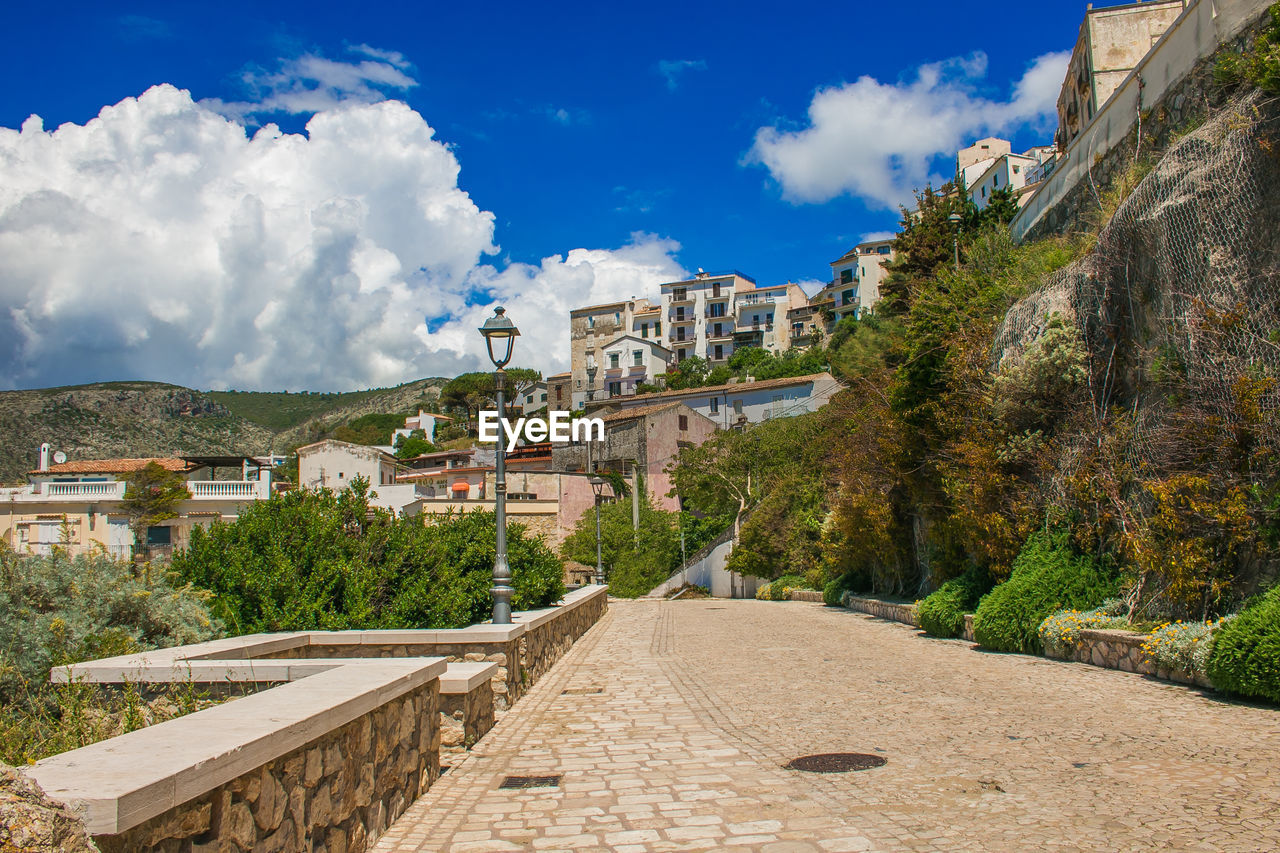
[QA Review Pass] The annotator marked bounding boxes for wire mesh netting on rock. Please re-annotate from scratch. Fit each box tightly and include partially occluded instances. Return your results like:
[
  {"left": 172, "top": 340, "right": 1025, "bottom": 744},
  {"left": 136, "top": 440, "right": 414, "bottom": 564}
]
[{"left": 995, "top": 92, "right": 1280, "bottom": 475}]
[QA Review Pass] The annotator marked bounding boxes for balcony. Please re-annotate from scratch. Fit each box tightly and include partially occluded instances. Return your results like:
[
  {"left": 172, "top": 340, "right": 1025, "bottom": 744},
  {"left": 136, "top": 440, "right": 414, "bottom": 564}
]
[
  {"left": 666, "top": 292, "right": 694, "bottom": 305},
  {"left": 705, "top": 291, "right": 730, "bottom": 302},
  {"left": 42, "top": 481, "right": 127, "bottom": 499},
  {"left": 736, "top": 295, "right": 775, "bottom": 309},
  {"left": 706, "top": 328, "right": 734, "bottom": 341},
  {"left": 668, "top": 330, "right": 693, "bottom": 344},
  {"left": 668, "top": 313, "right": 695, "bottom": 325}
]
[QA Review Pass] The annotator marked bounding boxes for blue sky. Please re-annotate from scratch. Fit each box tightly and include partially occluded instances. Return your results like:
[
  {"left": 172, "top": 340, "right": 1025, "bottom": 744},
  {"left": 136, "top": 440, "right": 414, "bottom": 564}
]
[{"left": 0, "top": 1, "right": 1088, "bottom": 390}]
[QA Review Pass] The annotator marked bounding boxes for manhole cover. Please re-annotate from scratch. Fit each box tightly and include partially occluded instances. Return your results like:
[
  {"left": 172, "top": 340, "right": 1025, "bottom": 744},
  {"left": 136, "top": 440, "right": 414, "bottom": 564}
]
[
  {"left": 785, "top": 753, "right": 887, "bottom": 773},
  {"left": 499, "top": 775, "right": 562, "bottom": 789},
  {"left": 561, "top": 687, "right": 604, "bottom": 695}
]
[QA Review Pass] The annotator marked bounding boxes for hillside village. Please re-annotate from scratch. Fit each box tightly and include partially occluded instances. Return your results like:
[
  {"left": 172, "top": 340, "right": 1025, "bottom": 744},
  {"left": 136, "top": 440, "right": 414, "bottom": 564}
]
[{"left": 4, "top": 1, "right": 1280, "bottom": 851}]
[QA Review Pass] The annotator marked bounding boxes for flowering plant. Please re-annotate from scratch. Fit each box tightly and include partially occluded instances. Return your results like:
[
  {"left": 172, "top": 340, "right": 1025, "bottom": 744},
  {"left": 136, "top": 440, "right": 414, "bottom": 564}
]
[
  {"left": 1141, "top": 617, "right": 1231, "bottom": 677},
  {"left": 1038, "top": 599, "right": 1127, "bottom": 658}
]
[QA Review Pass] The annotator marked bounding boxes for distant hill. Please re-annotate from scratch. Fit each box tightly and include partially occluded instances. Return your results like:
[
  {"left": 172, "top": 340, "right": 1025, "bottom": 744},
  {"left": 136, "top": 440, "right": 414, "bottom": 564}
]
[{"left": 0, "top": 378, "right": 448, "bottom": 484}]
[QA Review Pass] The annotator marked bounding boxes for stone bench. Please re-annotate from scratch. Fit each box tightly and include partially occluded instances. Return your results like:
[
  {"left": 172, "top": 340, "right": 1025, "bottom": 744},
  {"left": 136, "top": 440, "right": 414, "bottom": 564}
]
[{"left": 438, "top": 662, "right": 498, "bottom": 755}]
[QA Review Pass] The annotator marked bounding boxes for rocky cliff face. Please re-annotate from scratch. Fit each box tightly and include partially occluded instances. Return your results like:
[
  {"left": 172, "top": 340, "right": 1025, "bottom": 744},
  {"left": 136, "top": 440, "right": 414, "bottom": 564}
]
[{"left": 0, "top": 765, "right": 97, "bottom": 853}]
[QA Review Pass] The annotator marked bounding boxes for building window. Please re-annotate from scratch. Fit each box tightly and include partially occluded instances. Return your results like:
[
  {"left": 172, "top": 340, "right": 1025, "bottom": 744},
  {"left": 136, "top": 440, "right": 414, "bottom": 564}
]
[
  {"left": 540, "top": 393, "right": 547, "bottom": 402},
  {"left": 615, "top": 311, "right": 621, "bottom": 324},
  {"left": 676, "top": 307, "right": 685, "bottom": 321},
  {"left": 712, "top": 282, "right": 721, "bottom": 297},
  {"left": 713, "top": 323, "right": 722, "bottom": 337},
  {"left": 655, "top": 321, "right": 661, "bottom": 335},
  {"left": 556, "top": 386, "right": 563, "bottom": 400},
  {"left": 1012, "top": 164, "right": 1020, "bottom": 174},
  {"left": 752, "top": 315, "right": 760, "bottom": 327},
  {"left": 633, "top": 350, "right": 643, "bottom": 366},
  {"left": 588, "top": 316, "right": 595, "bottom": 329},
  {"left": 678, "top": 348, "right": 687, "bottom": 362},
  {"left": 993, "top": 173, "right": 999, "bottom": 187},
  {"left": 609, "top": 353, "right": 620, "bottom": 368},
  {"left": 709, "top": 397, "right": 719, "bottom": 413},
  {"left": 709, "top": 302, "right": 725, "bottom": 317},
  {"left": 840, "top": 269, "right": 853, "bottom": 284},
  {"left": 733, "top": 400, "right": 743, "bottom": 415},
  {"left": 678, "top": 415, "right": 688, "bottom": 430},
  {"left": 765, "top": 313, "right": 773, "bottom": 329},
  {"left": 878, "top": 246, "right": 890, "bottom": 255},
  {"left": 714, "top": 344, "right": 724, "bottom": 360},
  {"left": 677, "top": 328, "right": 686, "bottom": 341},
  {"left": 609, "top": 381, "right": 622, "bottom": 396},
  {"left": 673, "top": 287, "right": 687, "bottom": 301},
  {"left": 146, "top": 526, "right": 172, "bottom": 545},
  {"left": 841, "top": 289, "right": 854, "bottom": 305},
  {"left": 641, "top": 323, "right": 648, "bottom": 338}
]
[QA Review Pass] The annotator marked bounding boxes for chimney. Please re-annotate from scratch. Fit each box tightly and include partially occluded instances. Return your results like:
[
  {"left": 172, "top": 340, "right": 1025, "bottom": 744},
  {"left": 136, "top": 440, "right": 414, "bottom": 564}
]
[{"left": 38, "top": 443, "right": 51, "bottom": 472}]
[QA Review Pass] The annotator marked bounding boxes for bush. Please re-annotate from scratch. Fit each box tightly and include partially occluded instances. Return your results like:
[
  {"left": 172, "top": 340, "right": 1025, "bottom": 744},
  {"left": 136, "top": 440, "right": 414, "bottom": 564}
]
[
  {"left": 0, "top": 550, "right": 219, "bottom": 707},
  {"left": 1207, "top": 584, "right": 1280, "bottom": 702},
  {"left": 917, "top": 566, "right": 992, "bottom": 638},
  {"left": 172, "top": 485, "right": 564, "bottom": 633},
  {"left": 755, "top": 582, "right": 774, "bottom": 601},
  {"left": 763, "top": 574, "right": 811, "bottom": 601},
  {"left": 972, "top": 531, "right": 1117, "bottom": 654},
  {"left": 1039, "top": 599, "right": 1127, "bottom": 659},
  {"left": 823, "top": 572, "right": 862, "bottom": 606},
  {"left": 1143, "top": 618, "right": 1227, "bottom": 681}
]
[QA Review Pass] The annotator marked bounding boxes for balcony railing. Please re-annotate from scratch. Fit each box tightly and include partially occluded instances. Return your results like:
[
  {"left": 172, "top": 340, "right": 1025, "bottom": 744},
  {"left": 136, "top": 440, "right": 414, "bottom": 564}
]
[
  {"left": 43, "top": 481, "right": 127, "bottom": 498},
  {"left": 736, "top": 295, "right": 775, "bottom": 308},
  {"left": 188, "top": 481, "right": 265, "bottom": 500},
  {"left": 668, "top": 314, "right": 695, "bottom": 325},
  {"left": 707, "top": 329, "right": 734, "bottom": 340}
]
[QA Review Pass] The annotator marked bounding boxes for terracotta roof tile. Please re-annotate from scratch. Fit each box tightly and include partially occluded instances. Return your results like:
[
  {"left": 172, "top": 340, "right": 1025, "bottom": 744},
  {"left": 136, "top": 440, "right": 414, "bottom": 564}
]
[{"left": 30, "top": 457, "right": 191, "bottom": 476}]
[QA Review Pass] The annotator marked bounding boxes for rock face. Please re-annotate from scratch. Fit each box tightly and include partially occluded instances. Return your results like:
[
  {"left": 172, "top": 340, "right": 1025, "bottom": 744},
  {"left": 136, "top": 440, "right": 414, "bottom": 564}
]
[{"left": 0, "top": 764, "right": 98, "bottom": 853}]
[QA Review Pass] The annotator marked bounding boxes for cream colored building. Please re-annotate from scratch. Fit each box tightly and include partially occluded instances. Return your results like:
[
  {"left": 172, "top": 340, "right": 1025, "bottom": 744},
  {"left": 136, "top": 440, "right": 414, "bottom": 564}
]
[
  {"left": 1056, "top": 0, "right": 1186, "bottom": 150},
  {"left": 816, "top": 238, "right": 896, "bottom": 322},
  {"left": 729, "top": 282, "right": 808, "bottom": 361},
  {"left": 659, "top": 271, "right": 757, "bottom": 365},
  {"left": 296, "top": 439, "right": 402, "bottom": 491},
  {"left": 1, "top": 453, "right": 274, "bottom": 559}
]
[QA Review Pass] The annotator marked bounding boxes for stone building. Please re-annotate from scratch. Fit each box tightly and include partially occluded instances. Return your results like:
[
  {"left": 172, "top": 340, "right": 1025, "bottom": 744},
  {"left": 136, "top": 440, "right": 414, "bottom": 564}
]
[
  {"left": 1056, "top": 0, "right": 1187, "bottom": 150},
  {"left": 659, "top": 271, "right": 758, "bottom": 366},
  {"left": 567, "top": 298, "right": 654, "bottom": 408}
]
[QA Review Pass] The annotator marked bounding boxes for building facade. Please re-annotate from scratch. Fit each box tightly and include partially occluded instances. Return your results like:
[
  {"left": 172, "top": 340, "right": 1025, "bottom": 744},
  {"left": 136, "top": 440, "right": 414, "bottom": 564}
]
[
  {"left": 598, "top": 335, "right": 672, "bottom": 398},
  {"left": 817, "top": 239, "right": 896, "bottom": 321},
  {"left": 1056, "top": 0, "right": 1186, "bottom": 150},
  {"left": 588, "top": 372, "right": 841, "bottom": 430},
  {"left": 297, "top": 440, "right": 402, "bottom": 492},
  {"left": 568, "top": 298, "right": 654, "bottom": 408},
  {"left": 659, "top": 271, "right": 757, "bottom": 365}
]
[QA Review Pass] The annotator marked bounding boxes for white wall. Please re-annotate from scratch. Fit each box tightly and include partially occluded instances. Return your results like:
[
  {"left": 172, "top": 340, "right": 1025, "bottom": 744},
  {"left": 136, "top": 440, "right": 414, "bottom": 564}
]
[{"left": 1013, "top": 0, "right": 1271, "bottom": 241}]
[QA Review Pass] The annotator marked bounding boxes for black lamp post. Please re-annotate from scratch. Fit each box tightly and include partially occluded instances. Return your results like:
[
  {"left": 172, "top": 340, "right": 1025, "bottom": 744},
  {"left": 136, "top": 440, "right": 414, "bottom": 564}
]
[
  {"left": 948, "top": 212, "right": 962, "bottom": 272},
  {"left": 479, "top": 307, "right": 520, "bottom": 624},
  {"left": 589, "top": 475, "right": 609, "bottom": 586}
]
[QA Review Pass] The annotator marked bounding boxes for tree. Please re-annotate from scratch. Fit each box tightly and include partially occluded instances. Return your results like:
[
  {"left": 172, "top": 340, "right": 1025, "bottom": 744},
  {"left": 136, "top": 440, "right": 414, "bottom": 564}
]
[
  {"left": 120, "top": 463, "right": 191, "bottom": 550},
  {"left": 439, "top": 368, "right": 542, "bottom": 430},
  {"left": 665, "top": 356, "right": 709, "bottom": 390},
  {"left": 394, "top": 429, "right": 436, "bottom": 460},
  {"left": 878, "top": 182, "right": 974, "bottom": 318}
]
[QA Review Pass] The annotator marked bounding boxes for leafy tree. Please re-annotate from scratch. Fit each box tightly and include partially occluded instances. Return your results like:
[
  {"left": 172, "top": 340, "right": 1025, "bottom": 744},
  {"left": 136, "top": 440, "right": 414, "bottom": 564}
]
[
  {"left": 394, "top": 429, "right": 437, "bottom": 459},
  {"left": 560, "top": 493, "right": 686, "bottom": 597},
  {"left": 121, "top": 463, "right": 191, "bottom": 547},
  {"left": 440, "top": 368, "right": 542, "bottom": 430},
  {"left": 332, "top": 412, "right": 408, "bottom": 446},
  {"left": 665, "top": 356, "right": 709, "bottom": 390},
  {"left": 979, "top": 186, "right": 1020, "bottom": 227}
]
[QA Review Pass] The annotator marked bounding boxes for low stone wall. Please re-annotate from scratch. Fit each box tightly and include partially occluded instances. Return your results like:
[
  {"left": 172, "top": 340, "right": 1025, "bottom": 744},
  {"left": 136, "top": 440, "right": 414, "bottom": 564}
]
[
  {"left": 788, "top": 590, "right": 824, "bottom": 603},
  {"left": 95, "top": 680, "right": 439, "bottom": 853},
  {"left": 521, "top": 587, "right": 609, "bottom": 686},
  {"left": 1048, "top": 628, "right": 1212, "bottom": 689},
  {"left": 963, "top": 614, "right": 975, "bottom": 643},
  {"left": 440, "top": 682, "right": 495, "bottom": 758},
  {"left": 841, "top": 594, "right": 920, "bottom": 627}
]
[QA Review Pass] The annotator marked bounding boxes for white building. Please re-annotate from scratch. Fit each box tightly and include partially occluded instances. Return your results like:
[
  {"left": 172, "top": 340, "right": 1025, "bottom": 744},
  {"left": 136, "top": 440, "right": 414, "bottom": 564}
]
[
  {"left": 730, "top": 282, "right": 808, "bottom": 360},
  {"left": 660, "top": 271, "right": 757, "bottom": 365},
  {"left": 592, "top": 372, "right": 842, "bottom": 429},
  {"left": 517, "top": 382, "right": 549, "bottom": 414},
  {"left": 391, "top": 411, "right": 452, "bottom": 445},
  {"left": 956, "top": 137, "right": 1058, "bottom": 211},
  {"left": 297, "top": 440, "right": 402, "bottom": 491},
  {"left": 597, "top": 335, "right": 672, "bottom": 398},
  {"left": 816, "top": 239, "right": 896, "bottom": 321}
]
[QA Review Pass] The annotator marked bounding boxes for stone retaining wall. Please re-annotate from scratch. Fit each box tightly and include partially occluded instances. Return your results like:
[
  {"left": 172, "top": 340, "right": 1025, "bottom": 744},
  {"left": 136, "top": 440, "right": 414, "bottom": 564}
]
[
  {"left": 440, "top": 681, "right": 495, "bottom": 758},
  {"left": 839, "top": 596, "right": 1211, "bottom": 690},
  {"left": 521, "top": 588, "right": 609, "bottom": 686},
  {"left": 841, "top": 594, "right": 920, "bottom": 627},
  {"left": 788, "top": 590, "right": 824, "bottom": 603},
  {"left": 94, "top": 681, "right": 439, "bottom": 853}
]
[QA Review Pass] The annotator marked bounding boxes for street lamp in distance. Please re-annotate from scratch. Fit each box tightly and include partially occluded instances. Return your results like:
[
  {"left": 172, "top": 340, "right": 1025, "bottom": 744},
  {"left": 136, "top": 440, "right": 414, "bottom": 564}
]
[
  {"left": 589, "top": 475, "right": 610, "bottom": 587},
  {"left": 947, "top": 212, "right": 962, "bottom": 272},
  {"left": 479, "top": 306, "right": 521, "bottom": 624}
]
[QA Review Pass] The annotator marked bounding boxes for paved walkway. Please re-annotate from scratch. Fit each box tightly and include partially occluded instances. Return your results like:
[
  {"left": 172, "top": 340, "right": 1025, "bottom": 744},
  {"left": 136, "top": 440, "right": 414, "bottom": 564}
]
[{"left": 376, "top": 599, "right": 1280, "bottom": 852}]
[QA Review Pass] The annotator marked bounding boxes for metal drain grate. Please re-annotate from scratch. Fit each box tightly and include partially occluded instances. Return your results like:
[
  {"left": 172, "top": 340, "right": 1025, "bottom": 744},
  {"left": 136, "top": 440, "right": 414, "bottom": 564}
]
[
  {"left": 499, "top": 775, "right": 562, "bottom": 789},
  {"left": 784, "top": 753, "right": 887, "bottom": 773},
  {"left": 561, "top": 687, "right": 604, "bottom": 695}
]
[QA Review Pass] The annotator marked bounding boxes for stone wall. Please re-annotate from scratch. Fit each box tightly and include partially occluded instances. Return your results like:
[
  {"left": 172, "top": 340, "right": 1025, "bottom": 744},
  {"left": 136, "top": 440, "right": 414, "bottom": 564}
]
[
  {"left": 1047, "top": 628, "right": 1212, "bottom": 689},
  {"left": 788, "top": 590, "right": 823, "bottom": 603},
  {"left": 841, "top": 594, "right": 920, "bottom": 627},
  {"left": 440, "top": 681, "right": 495, "bottom": 759},
  {"left": 93, "top": 680, "right": 439, "bottom": 853},
  {"left": 521, "top": 589, "right": 608, "bottom": 684}
]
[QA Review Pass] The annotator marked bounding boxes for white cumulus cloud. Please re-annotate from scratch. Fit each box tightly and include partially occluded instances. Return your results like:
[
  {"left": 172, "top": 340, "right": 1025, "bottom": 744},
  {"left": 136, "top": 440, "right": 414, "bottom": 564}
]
[
  {"left": 0, "top": 85, "right": 684, "bottom": 391},
  {"left": 748, "top": 51, "right": 1070, "bottom": 209}
]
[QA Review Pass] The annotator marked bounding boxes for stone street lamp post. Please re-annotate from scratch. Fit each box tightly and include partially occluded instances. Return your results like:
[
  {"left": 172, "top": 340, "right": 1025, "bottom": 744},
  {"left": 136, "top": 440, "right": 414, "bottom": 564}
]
[
  {"left": 589, "top": 475, "right": 609, "bottom": 587},
  {"left": 479, "top": 307, "right": 520, "bottom": 624}
]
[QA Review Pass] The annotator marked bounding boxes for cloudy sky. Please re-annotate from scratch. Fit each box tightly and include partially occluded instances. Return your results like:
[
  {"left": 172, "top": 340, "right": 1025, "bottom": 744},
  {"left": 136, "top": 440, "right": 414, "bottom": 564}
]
[{"left": 0, "top": 0, "right": 1081, "bottom": 391}]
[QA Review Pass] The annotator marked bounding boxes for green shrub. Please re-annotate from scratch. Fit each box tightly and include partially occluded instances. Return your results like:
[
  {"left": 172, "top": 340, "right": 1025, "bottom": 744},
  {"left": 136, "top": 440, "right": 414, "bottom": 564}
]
[
  {"left": 972, "top": 531, "right": 1117, "bottom": 654},
  {"left": 0, "top": 550, "right": 219, "bottom": 706},
  {"left": 755, "top": 582, "right": 773, "bottom": 601},
  {"left": 917, "top": 566, "right": 992, "bottom": 637},
  {"left": 1039, "top": 599, "right": 1127, "bottom": 659},
  {"left": 823, "top": 572, "right": 862, "bottom": 607},
  {"left": 767, "top": 574, "right": 810, "bottom": 600},
  {"left": 1208, "top": 584, "right": 1280, "bottom": 702},
  {"left": 172, "top": 485, "right": 563, "bottom": 633}
]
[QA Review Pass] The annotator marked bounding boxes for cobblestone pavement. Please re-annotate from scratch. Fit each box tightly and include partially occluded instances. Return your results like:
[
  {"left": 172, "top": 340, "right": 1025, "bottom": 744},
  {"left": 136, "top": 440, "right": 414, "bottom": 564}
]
[{"left": 376, "top": 599, "right": 1280, "bottom": 852}]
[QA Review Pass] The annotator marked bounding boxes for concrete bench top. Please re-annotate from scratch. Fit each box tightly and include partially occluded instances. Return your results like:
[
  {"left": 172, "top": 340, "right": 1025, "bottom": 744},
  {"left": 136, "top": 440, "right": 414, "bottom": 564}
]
[
  {"left": 28, "top": 657, "right": 446, "bottom": 836},
  {"left": 440, "top": 662, "right": 500, "bottom": 694}
]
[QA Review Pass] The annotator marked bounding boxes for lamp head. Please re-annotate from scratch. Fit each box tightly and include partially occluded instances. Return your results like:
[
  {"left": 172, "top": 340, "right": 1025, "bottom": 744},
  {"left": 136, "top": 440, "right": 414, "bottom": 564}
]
[
  {"left": 947, "top": 213, "right": 962, "bottom": 225},
  {"left": 479, "top": 307, "right": 520, "bottom": 368},
  {"left": 589, "top": 475, "right": 609, "bottom": 498}
]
